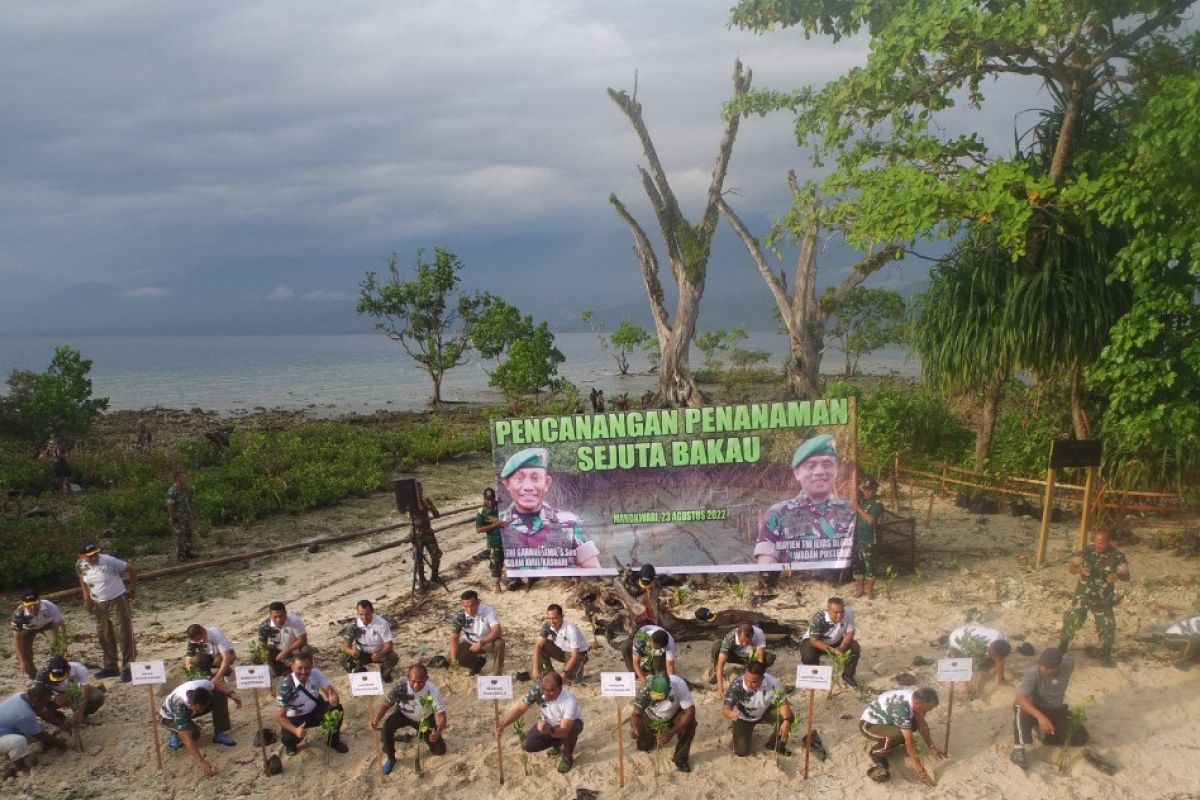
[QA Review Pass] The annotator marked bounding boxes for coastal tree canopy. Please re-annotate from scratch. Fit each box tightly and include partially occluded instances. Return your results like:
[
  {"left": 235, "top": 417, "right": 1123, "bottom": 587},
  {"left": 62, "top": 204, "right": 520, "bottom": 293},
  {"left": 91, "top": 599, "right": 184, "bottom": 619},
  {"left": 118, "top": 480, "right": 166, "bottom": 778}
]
[{"left": 0, "top": 345, "right": 109, "bottom": 448}]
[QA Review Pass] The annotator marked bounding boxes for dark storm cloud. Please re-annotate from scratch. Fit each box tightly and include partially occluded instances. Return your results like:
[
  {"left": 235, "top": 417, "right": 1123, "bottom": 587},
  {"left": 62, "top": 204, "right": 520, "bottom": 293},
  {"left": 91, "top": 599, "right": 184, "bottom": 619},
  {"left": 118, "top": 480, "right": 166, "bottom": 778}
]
[{"left": 0, "top": 1, "right": 1028, "bottom": 335}]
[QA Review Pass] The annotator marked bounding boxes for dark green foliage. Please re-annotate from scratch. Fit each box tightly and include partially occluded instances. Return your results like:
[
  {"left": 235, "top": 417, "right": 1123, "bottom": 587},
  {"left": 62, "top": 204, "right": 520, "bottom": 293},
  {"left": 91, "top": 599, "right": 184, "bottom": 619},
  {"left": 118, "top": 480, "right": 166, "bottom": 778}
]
[
  {"left": 987, "top": 384, "right": 1072, "bottom": 478},
  {"left": 0, "top": 346, "right": 109, "bottom": 446},
  {"left": 856, "top": 387, "right": 973, "bottom": 468},
  {"left": 0, "top": 453, "right": 56, "bottom": 495},
  {"left": 0, "top": 519, "right": 81, "bottom": 589}
]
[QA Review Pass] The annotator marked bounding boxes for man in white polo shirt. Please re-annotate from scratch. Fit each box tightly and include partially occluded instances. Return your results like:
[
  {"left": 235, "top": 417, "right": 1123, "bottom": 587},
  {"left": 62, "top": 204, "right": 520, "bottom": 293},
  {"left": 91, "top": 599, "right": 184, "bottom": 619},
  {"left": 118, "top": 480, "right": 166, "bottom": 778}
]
[
  {"left": 722, "top": 660, "right": 794, "bottom": 757},
  {"left": 11, "top": 588, "right": 65, "bottom": 680},
  {"left": 276, "top": 648, "right": 348, "bottom": 756},
  {"left": 184, "top": 623, "right": 236, "bottom": 683},
  {"left": 35, "top": 655, "right": 106, "bottom": 723},
  {"left": 532, "top": 603, "right": 589, "bottom": 684},
  {"left": 947, "top": 624, "right": 1017, "bottom": 692},
  {"left": 496, "top": 671, "right": 584, "bottom": 774},
  {"left": 710, "top": 622, "right": 774, "bottom": 696},
  {"left": 340, "top": 599, "right": 398, "bottom": 682},
  {"left": 369, "top": 663, "right": 448, "bottom": 775},
  {"left": 159, "top": 677, "right": 241, "bottom": 776},
  {"left": 450, "top": 590, "right": 505, "bottom": 676},
  {"left": 257, "top": 601, "right": 308, "bottom": 678},
  {"left": 860, "top": 686, "right": 943, "bottom": 783},
  {"left": 76, "top": 542, "right": 138, "bottom": 681},
  {"left": 631, "top": 673, "right": 697, "bottom": 773},
  {"left": 800, "top": 596, "right": 860, "bottom": 689},
  {"left": 624, "top": 624, "right": 677, "bottom": 680}
]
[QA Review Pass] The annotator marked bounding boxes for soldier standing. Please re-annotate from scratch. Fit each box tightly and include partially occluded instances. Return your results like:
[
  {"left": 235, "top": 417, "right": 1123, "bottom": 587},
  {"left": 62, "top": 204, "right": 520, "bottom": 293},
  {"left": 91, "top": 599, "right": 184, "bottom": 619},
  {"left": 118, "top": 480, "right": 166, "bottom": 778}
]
[
  {"left": 1058, "top": 528, "right": 1130, "bottom": 666},
  {"left": 411, "top": 481, "right": 441, "bottom": 592},
  {"left": 167, "top": 471, "right": 197, "bottom": 562}
]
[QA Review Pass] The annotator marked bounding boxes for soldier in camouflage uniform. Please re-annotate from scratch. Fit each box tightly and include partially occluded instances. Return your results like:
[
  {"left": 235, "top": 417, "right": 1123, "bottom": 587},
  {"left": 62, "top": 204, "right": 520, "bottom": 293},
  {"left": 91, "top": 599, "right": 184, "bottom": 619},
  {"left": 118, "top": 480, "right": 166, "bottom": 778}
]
[
  {"left": 410, "top": 482, "right": 441, "bottom": 592},
  {"left": 499, "top": 448, "right": 601, "bottom": 570},
  {"left": 756, "top": 434, "right": 856, "bottom": 567},
  {"left": 1058, "top": 528, "right": 1130, "bottom": 666},
  {"left": 476, "top": 487, "right": 506, "bottom": 593},
  {"left": 166, "top": 471, "right": 197, "bottom": 562}
]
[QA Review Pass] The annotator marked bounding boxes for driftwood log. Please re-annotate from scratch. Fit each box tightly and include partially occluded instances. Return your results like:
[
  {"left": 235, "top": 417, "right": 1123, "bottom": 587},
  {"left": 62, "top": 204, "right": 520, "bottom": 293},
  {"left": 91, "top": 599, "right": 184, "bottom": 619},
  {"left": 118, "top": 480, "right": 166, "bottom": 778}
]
[{"left": 567, "top": 571, "right": 796, "bottom": 652}]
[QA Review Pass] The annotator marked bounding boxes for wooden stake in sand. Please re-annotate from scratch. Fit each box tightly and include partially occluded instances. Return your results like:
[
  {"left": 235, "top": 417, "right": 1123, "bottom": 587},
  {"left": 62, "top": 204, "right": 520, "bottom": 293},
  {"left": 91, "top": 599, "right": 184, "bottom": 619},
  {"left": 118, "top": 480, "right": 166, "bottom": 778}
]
[
  {"left": 348, "top": 671, "right": 385, "bottom": 773},
  {"left": 235, "top": 665, "right": 273, "bottom": 773},
  {"left": 795, "top": 664, "right": 832, "bottom": 780},
  {"left": 936, "top": 658, "right": 974, "bottom": 756},
  {"left": 128, "top": 661, "right": 168, "bottom": 772},
  {"left": 601, "top": 672, "right": 637, "bottom": 788},
  {"left": 477, "top": 675, "right": 514, "bottom": 785},
  {"left": 1036, "top": 462, "right": 1057, "bottom": 569}
]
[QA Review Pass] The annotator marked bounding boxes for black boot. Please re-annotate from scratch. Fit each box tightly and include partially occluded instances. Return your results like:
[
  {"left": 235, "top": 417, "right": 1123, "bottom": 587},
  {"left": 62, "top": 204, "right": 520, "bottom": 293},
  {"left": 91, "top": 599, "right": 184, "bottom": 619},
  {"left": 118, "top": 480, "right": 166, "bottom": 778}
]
[{"left": 328, "top": 733, "right": 349, "bottom": 754}]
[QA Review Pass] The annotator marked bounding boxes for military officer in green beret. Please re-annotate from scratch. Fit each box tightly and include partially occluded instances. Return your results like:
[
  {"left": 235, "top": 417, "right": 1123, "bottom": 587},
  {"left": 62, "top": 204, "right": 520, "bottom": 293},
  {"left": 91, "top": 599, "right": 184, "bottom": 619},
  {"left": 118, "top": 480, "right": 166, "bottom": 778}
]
[
  {"left": 756, "top": 434, "right": 856, "bottom": 567},
  {"left": 499, "top": 447, "right": 601, "bottom": 571},
  {"left": 1058, "top": 528, "right": 1130, "bottom": 667}
]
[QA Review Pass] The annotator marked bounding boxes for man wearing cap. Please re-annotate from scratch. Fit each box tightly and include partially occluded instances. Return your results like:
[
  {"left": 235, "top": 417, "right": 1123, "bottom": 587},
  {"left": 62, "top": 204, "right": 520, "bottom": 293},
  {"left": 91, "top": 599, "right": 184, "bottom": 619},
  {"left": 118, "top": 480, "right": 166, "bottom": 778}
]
[
  {"left": 166, "top": 470, "right": 198, "bottom": 562},
  {"left": 710, "top": 622, "right": 775, "bottom": 696},
  {"left": 496, "top": 671, "right": 585, "bottom": 774},
  {"left": 76, "top": 543, "right": 138, "bottom": 681},
  {"left": 756, "top": 434, "right": 856, "bottom": 567},
  {"left": 184, "top": 624, "right": 236, "bottom": 684},
  {"left": 532, "top": 604, "right": 589, "bottom": 684},
  {"left": 631, "top": 673, "right": 697, "bottom": 773},
  {"left": 852, "top": 478, "right": 885, "bottom": 599},
  {"left": 1010, "top": 647, "right": 1087, "bottom": 769},
  {"left": 257, "top": 601, "right": 308, "bottom": 678},
  {"left": 624, "top": 624, "right": 677, "bottom": 680},
  {"left": 722, "top": 660, "right": 794, "bottom": 757},
  {"left": 340, "top": 599, "right": 398, "bottom": 682},
  {"left": 369, "top": 663, "right": 448, "bottom": 775},
  {"left": 1058, "top": 528, "right": 1130, "bottom": 667},
  {"left": 159, "top": 677, "right": 241, "bottom": 776},
  {"left": 800, "top": 597, "right": 862, "bottom": 689},
  {"left": 477, "top": 487, "right": 506, "bottom": 593},
  {"left": 35, "top": 655, "right": 106, "bottom": 724},
  {"left": 11, "top": 589, "right": 65, "bottom": 680},
  {"left": 499, "top": 447, "right": 601, "bottom": 571},
  {"left": 0, "top": 685, "right": 69, "bottom": 780},
  {"left": 410, "top": 481, "right": 442, "bottom": 592},
  {"left": 450, "top": 590, "right": 505, "bottom": 675},
  {"left": 860, "top": 687, "right": 944, "bottom": 783}
]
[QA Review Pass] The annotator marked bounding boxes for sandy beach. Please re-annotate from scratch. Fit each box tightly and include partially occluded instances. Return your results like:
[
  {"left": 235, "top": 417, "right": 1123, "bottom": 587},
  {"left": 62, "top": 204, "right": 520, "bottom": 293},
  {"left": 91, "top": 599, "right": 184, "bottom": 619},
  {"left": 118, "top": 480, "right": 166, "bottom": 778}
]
[{"left": 2, "top": 490, "right": 1197, "bottom": 800}]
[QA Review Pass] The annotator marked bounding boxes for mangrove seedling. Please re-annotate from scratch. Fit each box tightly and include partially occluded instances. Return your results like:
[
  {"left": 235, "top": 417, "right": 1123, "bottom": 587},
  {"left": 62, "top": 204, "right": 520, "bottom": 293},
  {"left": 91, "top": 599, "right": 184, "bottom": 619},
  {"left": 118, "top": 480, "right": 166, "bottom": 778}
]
[
  {"left": 1057, "top": 697, "right": 1093, "bottom": 771},
  {"left": 50, "top": 625, "right": 69, "bottom": 657},
  {"left": 880, "top": 565, "right": 899, "bottom": 600},
  {"left": 249, "top": 641, "right": 268, "bottom": 666},
  {"left": 415, "top": 693, "right": 435, "bottom": 775},
  {"left": 647, "top": 716, "right": 671, "bottom": 778},
  {"left": 513, "top": 719, "right": 530, "bottom": 776}
]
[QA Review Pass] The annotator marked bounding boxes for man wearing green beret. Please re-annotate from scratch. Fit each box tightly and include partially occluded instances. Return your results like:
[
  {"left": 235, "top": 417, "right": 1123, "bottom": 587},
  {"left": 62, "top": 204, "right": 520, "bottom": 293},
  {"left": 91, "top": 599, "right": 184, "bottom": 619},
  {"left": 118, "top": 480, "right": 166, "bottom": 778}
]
[
  {"left": 499, "top": 447, "right": 601, "bottom": 571},
  {"left": 630, "top": 673, "right": 697, "bottom": 773},
  {"left": 755, "top": 434, "right": 856, "bottom": 567}
]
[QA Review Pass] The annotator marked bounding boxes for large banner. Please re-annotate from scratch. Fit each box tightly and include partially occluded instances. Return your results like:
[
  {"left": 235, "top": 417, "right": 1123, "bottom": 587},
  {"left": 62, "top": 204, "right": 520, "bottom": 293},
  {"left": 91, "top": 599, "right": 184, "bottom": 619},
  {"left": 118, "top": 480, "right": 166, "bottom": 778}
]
[{"left": 489, "top": 398, "right": 858, "bottom": 577}]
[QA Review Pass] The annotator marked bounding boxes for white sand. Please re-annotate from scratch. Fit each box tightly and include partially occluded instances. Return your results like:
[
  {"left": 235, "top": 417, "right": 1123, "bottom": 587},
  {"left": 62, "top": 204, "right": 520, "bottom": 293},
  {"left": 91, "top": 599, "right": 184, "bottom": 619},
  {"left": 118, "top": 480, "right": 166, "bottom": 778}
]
[{"left": 2, "top": 494, "right": 1198, "bottom": 799}]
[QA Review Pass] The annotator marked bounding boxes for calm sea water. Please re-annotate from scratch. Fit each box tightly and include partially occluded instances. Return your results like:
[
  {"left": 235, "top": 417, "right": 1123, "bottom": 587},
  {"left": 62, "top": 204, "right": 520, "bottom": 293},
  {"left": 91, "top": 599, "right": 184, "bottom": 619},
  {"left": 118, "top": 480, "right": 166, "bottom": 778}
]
[{"left": 0, "top": 333, "right": 916, "bottom": 415}]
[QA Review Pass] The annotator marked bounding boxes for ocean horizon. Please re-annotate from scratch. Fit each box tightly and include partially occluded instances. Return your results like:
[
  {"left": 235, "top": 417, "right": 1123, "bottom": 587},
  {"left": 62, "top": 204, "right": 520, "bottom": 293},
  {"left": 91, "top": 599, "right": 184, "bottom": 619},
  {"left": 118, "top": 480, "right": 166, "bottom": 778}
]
[{"left": 0, "top": 332, "right": 918, "bottom": 415}]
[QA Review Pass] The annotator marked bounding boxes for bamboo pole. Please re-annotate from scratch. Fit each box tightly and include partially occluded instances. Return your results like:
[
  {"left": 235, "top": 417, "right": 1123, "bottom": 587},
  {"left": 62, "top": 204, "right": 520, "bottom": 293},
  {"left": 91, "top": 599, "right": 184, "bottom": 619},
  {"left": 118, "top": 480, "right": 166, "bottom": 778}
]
[
  {"left": 149, "top": 685, "right": 164, "bottom": 772},
  {"left": 803, "top": 689, "right": 815, "bottom": 780},
  {"left": 1078, "top": 467, "right": 1096, "bottom": 552},
  {"left": 493, "top": 700, "right": 505, "bottom": 785},
  {"left": 943, "top": 685, "right": 954, "bottom": 756},
  {"left": 40, "top": 506, "right": 477, "bottom": 602},
  {"left": 1035, "top": 464, "right": 1057, "bottom": 569},
  {"left": 616, "top": 702, "right": 626, "bottom": 788}
]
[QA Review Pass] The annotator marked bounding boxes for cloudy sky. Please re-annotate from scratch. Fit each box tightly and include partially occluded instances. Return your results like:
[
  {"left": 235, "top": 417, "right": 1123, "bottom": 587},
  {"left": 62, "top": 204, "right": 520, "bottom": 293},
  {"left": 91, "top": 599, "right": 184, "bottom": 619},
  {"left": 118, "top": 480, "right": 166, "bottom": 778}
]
[{"left": 1, "top": 1, "right": 1032, "bottom": 336}]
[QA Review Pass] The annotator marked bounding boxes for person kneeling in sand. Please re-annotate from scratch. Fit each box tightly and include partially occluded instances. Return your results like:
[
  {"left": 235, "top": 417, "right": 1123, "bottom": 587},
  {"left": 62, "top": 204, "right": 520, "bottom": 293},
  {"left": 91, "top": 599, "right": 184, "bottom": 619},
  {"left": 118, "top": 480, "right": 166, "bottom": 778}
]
[
  {"left": 370, "top": 663, "right": 447, "bottom": 775},
  {"left": 159, "top": 678, "right": 241, "bottom": 777},
  {"left": 800, "top": 597, "right": 861, "bottom": 689},
  {"left": 710, "top": 622, "right": 774, "bottom": 696},
  {"left": 0, "top": 685, "right": 69, "bottom": 780},
  {"left": 1010, "top": 647, "right": 1087, "bottom": 769},
  {"left": 276, "top": 648, "right": 349, "bottom": 756},
  {"left": 450, "top": 590, "right": 505, "bottom": 676},
  {"left": 946, "top": 624, "right": 1027, "bottom": 694},
  {"left": 35, "top": 656, "right": 106, "bottom": 725},
  {"left": 631, "top": 673, "right": 697, "bottom": 773},
  {"left": 184, "top": 623, "right": 236, "bottom": 684},
  {"left": 859, "top": 687, "right": 944, "bottom": 783},
  {"left": 722, "top": 661, "right": 793, "bottom": 757},
  {"left": 496, "top": 671, "right": 584, "bottom": 774}
]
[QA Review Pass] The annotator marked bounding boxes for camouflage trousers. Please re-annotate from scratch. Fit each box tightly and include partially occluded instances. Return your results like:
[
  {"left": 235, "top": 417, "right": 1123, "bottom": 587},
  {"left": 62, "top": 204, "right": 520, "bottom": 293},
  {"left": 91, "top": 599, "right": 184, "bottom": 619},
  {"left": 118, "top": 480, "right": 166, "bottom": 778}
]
[
  {"left": 172, "top": 521, "right": 194, "bottom": 559},
  {"left": 854, "top": 541, "right": 876, "bottom": 579},
  {"left": 1060, "top": 598, "right": 1116, "bottom": 651},
  {"left": 486, "top": 538, "right": 504, "bottom": 579},
  {"left": 413, "top": 526, "right": 442, "bottom": 590}
]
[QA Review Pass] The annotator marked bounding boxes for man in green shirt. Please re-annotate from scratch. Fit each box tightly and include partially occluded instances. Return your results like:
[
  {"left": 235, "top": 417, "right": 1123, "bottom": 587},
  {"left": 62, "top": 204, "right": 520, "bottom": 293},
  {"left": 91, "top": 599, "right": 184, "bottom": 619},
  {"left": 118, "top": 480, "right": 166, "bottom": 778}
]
[
  {"left": 852, "top": 479, "right": 884, "bottom": 599},
  {"left": 476, "top": 488, "right": 506, "bottom": 594},
  {"left": 1058, "top": 528, "right": 1130, "bottom": 666}
]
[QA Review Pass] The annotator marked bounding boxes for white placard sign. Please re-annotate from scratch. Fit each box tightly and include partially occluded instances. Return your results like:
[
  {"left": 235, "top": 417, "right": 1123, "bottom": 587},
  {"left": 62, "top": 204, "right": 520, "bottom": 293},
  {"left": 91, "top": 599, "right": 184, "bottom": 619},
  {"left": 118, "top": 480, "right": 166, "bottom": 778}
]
[
  {"left": 476, "top": 675, "right": 514, "bottom": 700},
  {"left": 600, "top": 672, "right": 637, "bottom": 698},
  {"left": 937, "top": 658, "right": 974, "bottom": 683},
  {"left": 795, "top": 664, "right": 833, "bottom": 691},
  {"left": 349, "top": 671, "right": 385, "bottom": 697},
  {"left": 234, "top": 665, "right": 272, "bottom": 690},
  {"left": 128, "top": 660, "right": 167, "bottom": 686}
]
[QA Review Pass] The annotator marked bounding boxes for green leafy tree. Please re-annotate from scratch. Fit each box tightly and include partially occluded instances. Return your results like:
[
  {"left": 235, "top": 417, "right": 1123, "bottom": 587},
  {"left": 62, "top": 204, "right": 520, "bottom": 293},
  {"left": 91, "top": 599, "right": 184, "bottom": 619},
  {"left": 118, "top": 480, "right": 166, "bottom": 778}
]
[
  {"left": 471, "top": 296, "right": 527, "bottom": 366},
  {"left": 489, "top": 321, "right": 566, "bottom": 400},
  {"left": 695, "top": 329, "right": 744, "bottom": 373},
  {"left": 608, "top": 61, "right": 753, "bottom": 407},
  {"left": 581, "top": 311, "right": 650, "bottom": 376},
  {"left": 357, "top": 248, "right": 489, "bottom": 406},
  {"left": 825, "top": 287, "right": 906, "bottom": 377},
  {"left": 0, "top": 346, "right": 109, "bottom": 447}
]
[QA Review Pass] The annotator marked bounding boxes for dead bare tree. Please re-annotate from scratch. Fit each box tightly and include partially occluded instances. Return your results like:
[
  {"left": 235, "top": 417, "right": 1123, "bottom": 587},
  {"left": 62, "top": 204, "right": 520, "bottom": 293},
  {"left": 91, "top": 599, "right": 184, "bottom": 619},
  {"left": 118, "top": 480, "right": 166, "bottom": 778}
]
[
  {"left": 719, "top": 172, "right": 901, "bottom": 398},
  {"left": 607, "top": 60, "right": 752, "bottom": 407}
]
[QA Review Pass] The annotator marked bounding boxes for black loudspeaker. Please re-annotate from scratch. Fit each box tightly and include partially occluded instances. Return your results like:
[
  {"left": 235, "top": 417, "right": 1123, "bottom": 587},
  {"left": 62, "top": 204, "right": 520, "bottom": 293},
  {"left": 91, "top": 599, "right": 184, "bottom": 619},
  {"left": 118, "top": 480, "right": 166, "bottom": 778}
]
[{"left": 393, "top": 476, "right": 418, "bottom": 512}]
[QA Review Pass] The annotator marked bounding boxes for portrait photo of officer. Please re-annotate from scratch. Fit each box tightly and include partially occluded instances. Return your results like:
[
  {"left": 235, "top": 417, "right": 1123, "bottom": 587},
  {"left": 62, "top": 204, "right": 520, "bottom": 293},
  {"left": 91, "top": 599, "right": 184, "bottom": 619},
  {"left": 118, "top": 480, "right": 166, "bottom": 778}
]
[{"left": 499, "top": 447, "right": 602, "bottom": 569}]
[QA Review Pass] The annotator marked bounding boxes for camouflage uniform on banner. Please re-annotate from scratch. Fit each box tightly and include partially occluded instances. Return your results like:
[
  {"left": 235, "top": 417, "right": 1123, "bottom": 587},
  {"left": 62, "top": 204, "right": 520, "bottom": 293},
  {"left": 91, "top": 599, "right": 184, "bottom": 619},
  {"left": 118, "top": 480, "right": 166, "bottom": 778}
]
[{"left": 1059, "top": 543, "right": 1130, "bottom": 657}]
